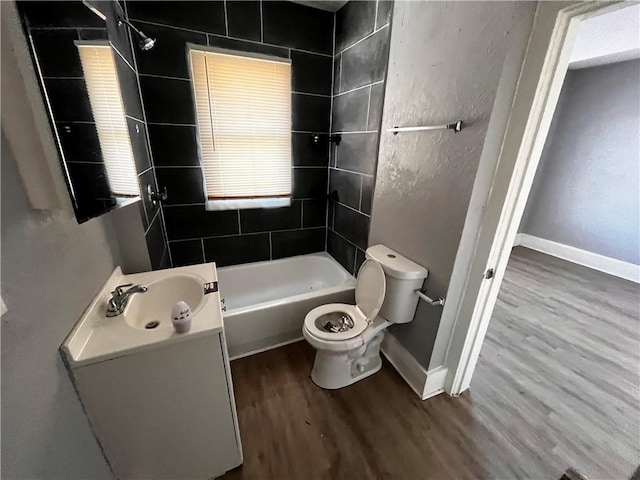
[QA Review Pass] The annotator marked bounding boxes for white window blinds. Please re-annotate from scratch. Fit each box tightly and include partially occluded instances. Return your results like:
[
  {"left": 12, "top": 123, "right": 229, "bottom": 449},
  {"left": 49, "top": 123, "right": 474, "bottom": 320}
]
[
  {"left": 189, "top": 47, "right": 292, "bottom": 210},
  {"left": 76, "top": 42, "right": 140, "bottom": 198}
]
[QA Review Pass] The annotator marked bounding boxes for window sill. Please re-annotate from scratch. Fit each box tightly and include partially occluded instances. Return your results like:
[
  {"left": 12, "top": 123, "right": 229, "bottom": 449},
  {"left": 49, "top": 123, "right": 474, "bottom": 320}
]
[{"left": 205, "top": 197, "right": 292, "bottom": 211}]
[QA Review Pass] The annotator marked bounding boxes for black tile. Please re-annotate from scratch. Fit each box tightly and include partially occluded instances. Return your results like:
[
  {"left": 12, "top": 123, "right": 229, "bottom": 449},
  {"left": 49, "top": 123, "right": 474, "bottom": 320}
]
[
  {"left": 137, "top": 199, "right": 149, "bottom": 232},
  {"left": 138, "top": 167, "right": 159, "bottom": 227},
  {"left": 355, "top": 248, "right": 367, "bottom": 274},
  {"left": 101, "top": 1, "right": 135, "bottom": 68},
  {"left": 333, "top": 54, "right": 341, "bottom": 95},
  {"left": 146, "top": 213, "right": 166, "bottom": 270},
  {"left": 293, "top": 168, "right": 327, "bottom": 199},
  {"left": 333, "top": 203, "right": 369, "bottom": 249},
  {"left": 140, "top": 76, "right": 195, "bottom": 124},
  {"left": 292, "top": 133, "right": 329, "bottom": 167},
  {"left": 292, "top": 94, "right": 330, "bottom": 132},
  {"left": 148, "top": 125, "right": 200, "bottom": 167},
  {"left": 78, "top": 28, "right": 109, "bottom": 41},
  {"left": 226, "top": 1, "right": 261, "bottom": 42},
  {"left": 204, "top": 233, "right": 270, "bottom": 267},
  {"left": 158, "top": 248, "right": 172, "bottom": 269},
  {"left": 376, "top": 1, "right": 394, "bottom": 29},
  {"left": 58, "top": 123, "right": 102, "bottom": 163},
  {"left": 331, "top": 87, "right": 369, "bottom": 133},
  {"left": 303, "top": 198, "right": 326, "bottom": 228},
  {"left": 31, "top": 30, "right": 82, "bottom": 78},
  {"left": 335, "top": 0, "right": 376, "bottom": 52},
  {"left": 335, "top": 133, "right": 378, "bottom": 175},
  {"left": 19, "top": 1, "right": 105, "bottom": 28},
  {"left": 340, "top": 28, "right": 390, "bottom": 93},
  {"left": 67, "top": 161, "right": 112, "bottom": 201},
  {"left": 126, "top": 1, "right": 226, "bottom": 34},
  {"left": 329, "top": 169, "right": 361, "bottom": 210},
  {"left": 239, "top": 201, "right": 301, "bottom": 233},
  {"left": 126, "top": 117, "right": 151, "bottom": 172},
  {"left": 155, "top": 167, "right": 204, "bottom": 205},
  {"left": 367, "top": 82, "right": 385, "bottom": 131},
  {"left": 262, "top": 1, "right": 333, "bottom": 55},
  {"left": 45, "top": 79, "right": 93, "bottom": 122},
  {"left": 291, "top": 51, "right": 332, "bottom": 96},
  {"left": 272, "top": 228, "right": 325, "bottom": 259},
  {"left": 170, "top": 239, "right": 204, "bottom": 267},
  {"left": 114, "top": 52, "right": 144, "bottom": 120},
  {"left": 207, "top": 35, "right": 289, "bottom": 59},
  {"left": 361, "top": 175, "right": 374, "bottom": 215},
  {"left": 327, "top": 229, "right": 355, "bottom": 274},
  {"left": 163, "top": 205, "right": 239, "bottom": 240},
  {"left": 327, "top": 201, "right": 335, "bottom": 229},
  {"left": 133, "top": 22, "right": 206, "bottom": 79}
]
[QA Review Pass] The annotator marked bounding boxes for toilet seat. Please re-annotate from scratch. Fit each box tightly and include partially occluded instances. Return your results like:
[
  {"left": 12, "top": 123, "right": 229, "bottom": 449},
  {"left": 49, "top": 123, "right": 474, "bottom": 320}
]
[{"left": 303, "top": 260, "right": 386, "bottom": 342}]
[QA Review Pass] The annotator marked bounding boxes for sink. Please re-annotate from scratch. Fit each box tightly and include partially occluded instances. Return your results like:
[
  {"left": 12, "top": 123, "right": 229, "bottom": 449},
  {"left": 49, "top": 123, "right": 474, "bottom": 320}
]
[
  {"left": 62, "top": 263, "right": 223, "bottom": 368},
  {"left": 125, "top": 275, "right": 205, "bottom": 330}
]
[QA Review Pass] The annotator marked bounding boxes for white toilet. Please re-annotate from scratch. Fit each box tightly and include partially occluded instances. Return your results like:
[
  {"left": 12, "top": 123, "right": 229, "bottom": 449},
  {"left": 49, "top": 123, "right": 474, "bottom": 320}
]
[{"left": 303, "top": 244, "right": 428, "bottom": 389}]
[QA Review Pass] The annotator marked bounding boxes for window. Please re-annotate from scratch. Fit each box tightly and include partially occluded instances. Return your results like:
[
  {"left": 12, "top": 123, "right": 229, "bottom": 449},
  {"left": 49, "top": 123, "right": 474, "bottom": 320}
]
[
  {"left": 76, "top": 42, "right": 140, "bottom": 198},
  {"left": 189, "top": 46, "right": 292, "bottom": 210}
]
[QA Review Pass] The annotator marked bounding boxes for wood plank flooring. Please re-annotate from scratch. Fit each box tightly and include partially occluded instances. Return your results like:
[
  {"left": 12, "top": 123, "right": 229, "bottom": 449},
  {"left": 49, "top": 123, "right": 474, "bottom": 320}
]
[{"left": 222, "top": 247, "right": 640, "bottom": 479}]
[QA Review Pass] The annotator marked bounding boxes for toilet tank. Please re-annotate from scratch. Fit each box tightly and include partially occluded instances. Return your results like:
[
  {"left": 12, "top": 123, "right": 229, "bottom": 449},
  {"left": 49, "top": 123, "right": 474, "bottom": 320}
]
[{"left": 365, "top": 245, "right": 428, "bottom": 324}]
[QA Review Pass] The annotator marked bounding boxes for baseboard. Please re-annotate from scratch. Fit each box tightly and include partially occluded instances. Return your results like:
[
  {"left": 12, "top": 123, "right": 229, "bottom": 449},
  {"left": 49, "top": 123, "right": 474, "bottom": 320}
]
[
  {"left": 229, "top": 336, "right": 304, "bottom": 361},
  {"left": 514, "top": 233, "right": 640, "bottom": 283},
  {"left": 381, "top": 333, "right": 447, "bottom": 400}
]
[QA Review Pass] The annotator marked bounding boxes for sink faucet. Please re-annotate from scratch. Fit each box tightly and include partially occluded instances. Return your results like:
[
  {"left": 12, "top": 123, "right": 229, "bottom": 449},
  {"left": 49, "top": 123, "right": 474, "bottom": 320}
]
[{"left": 106, "top": 283, "right": 148, "bottom": 317}]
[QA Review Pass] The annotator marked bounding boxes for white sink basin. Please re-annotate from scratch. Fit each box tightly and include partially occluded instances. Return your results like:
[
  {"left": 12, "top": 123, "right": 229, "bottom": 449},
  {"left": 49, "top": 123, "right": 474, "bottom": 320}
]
[
  {"left": 125, "top": 275, "right": 205, "bottom": 330},
  {"left": 62, "top": 263, "right": 223, "bottom": 368}
]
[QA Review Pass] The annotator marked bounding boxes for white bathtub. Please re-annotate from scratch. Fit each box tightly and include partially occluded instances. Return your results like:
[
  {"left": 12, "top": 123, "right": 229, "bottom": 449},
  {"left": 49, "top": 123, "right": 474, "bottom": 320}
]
[{"left": 217, "top": 252, "right": 356, "bottom": 359}]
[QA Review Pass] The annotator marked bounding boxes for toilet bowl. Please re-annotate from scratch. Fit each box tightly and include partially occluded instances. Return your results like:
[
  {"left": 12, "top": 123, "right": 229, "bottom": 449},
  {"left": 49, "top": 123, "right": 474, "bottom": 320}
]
[{"left": 303, "top": 245, "right": 428, "bottom": 390}]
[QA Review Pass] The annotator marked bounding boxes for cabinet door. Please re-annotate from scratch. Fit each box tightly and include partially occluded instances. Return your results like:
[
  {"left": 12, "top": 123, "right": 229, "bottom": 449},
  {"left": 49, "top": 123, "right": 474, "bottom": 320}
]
[{"left": 74, "top": 334, "right": 241, "bottom": 480}]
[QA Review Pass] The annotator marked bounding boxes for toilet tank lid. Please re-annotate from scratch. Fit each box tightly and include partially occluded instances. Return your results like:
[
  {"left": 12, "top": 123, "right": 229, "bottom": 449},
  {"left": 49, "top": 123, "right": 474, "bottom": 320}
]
[{"left": 365, "top": 245, "right": 428, "bottom": 280}]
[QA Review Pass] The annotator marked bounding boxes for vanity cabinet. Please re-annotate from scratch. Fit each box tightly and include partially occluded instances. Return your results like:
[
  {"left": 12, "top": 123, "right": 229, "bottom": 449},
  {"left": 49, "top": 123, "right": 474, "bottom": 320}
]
[{"left": 72, "top": 331, "right": 242, "bottom": 479}]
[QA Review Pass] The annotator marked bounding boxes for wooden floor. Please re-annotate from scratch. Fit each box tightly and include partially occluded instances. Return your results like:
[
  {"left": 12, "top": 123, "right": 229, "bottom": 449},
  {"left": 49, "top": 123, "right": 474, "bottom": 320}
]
[{"left": 223, "top": 247, "right": 640, "bottom": 480}]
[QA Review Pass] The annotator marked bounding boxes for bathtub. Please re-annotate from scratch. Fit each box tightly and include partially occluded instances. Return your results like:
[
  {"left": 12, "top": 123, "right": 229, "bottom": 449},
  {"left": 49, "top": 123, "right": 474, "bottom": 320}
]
[{"left": 217, "top": 252, "right": 356, "bottom": 359}]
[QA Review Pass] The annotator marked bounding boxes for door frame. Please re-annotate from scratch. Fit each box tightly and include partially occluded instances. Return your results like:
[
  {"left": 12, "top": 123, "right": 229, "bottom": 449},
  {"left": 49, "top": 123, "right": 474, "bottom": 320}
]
[{"left": 442, "top": 1, "right": 625, "bottom": 396}]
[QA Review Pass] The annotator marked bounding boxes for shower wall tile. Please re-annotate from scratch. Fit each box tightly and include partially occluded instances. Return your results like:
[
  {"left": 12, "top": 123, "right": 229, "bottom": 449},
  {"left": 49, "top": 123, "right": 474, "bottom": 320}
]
[
  {"left": 132, "top": 22, "right": 206, "bottom": 79},
  {"left": 262, "top": 1, "right": 333, "bottom": 55},
  {"left": 126, "top": 1, "right": 226, "bottom": 34},
  {"left": 204, "top": 234, "right": 271, "bottom": 267},
  {"left": 271, "top": 228, "right": 325, "bottom": 259},
  {"left": 123, "top": 0, "right": 333, "bottom": 267},
  {"left": 170, "top": 239, "right": 204, "bottom": 267},
  {"left": 340, "top": 27, "right": 390, "bottom": 93},
  {"left": 126, "top": 117, "right": 151, "bottom": 172},
  {"left": 45, "top": 79, "right": 93, "bottom": 122},
  {"left": 147, "top": 125, "right": 200, "bottom": 167},
  {"left": 327, "top": 1, "right": 393, "bottom": 275},
  {"left": 58, "top": 123, "right": 103, "bottom": 163},
  {"left": 335, "top": 0, "right": 376, "bottom": 53},
  {"left": 226, "top": 1, "right": 261, "bottom": 42},
  {"left": 30, "top": 30, "right": 82, "bottom": 77}
]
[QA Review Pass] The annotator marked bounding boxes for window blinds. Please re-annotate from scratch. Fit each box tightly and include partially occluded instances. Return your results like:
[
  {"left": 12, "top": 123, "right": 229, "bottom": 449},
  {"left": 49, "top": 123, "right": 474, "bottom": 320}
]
[
  {"left": 189, "top": 48, "right": 292, "bottom": 209},
  {"left": 76, "top": 42, "right": 140, "bottom": 197}
]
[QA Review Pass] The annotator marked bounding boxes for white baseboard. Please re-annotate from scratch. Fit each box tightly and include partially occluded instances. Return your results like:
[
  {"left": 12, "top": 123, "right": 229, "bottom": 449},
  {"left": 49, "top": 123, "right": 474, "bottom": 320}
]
[
  {"left": 381, "top": 333, "right": 447, "bottom": 400},
  {"left": 514, "top": 233, "right": 640, "bottom": 284},
  {"left": 229, "top": 336, "right": 303, "bottom": 361}
]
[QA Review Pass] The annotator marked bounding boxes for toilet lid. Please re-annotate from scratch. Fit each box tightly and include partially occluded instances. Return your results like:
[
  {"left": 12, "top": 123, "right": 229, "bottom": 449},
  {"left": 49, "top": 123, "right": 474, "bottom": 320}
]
[{"left": 355, "top": 260, "right": 386, "bottom": 321}]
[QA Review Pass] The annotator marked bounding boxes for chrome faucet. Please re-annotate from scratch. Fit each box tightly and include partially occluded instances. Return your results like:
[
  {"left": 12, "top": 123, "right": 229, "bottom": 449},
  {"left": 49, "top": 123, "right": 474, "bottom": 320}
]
[{"left": 106, "top": 283, "right": 148, "bottom": 317}]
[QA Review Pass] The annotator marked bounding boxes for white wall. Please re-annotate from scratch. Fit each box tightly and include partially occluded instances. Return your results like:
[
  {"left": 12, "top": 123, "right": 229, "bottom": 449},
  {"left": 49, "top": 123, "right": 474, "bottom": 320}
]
[{"left": 369, "top": 1, "right": 536, "bottom": 369}]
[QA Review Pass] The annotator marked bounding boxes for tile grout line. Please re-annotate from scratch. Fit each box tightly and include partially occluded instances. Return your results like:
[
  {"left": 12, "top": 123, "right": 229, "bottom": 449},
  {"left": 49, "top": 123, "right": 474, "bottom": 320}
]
[
  {"left": 223, "top": 0, "right": 229, "bottom": 37},
  {"left": 334, "top": 80, "right": 384, "bottom": 98},
  {"left": 237, "top": 210, "right": 242, "bottom": 234},
  {"left": 201, "top": 238, "right": 206, "bottom": 262},
  {"left": 365, "top": 85, "right": 372, "bottom": 130},
  {"left": 374, "top": 0, "right": 379, "bottom": 31},
  {"left": 167, "top": 226, "right": 326, "bottom": 244},
  {"left": 327, "top": 9, "right": 337, "bottom": 253},
  {"left": 260, "top": 0, "right": 264, "bottom": 43},
  {"left": 336, "top": 22, "right": 389, "bottom": 56}
]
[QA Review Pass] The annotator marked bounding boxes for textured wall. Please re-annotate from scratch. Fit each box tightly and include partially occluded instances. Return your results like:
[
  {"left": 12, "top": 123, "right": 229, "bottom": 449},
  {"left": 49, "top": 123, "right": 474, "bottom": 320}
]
[
  {"left": 327, "top": 0, "right": 392, "bottom": 275},
  {"left": 519, "top": 59, "right": 640, "bottom": 265},
  {"left": 1, "top": 135, "right": 116, "bottom": 478},
  {"left": 369, "top": 1, "right": 536, "bottom": 369}
]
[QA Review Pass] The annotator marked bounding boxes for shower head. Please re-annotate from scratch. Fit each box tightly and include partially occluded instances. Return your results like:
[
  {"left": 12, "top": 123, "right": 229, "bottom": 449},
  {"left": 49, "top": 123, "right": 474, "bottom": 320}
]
[{"left": 117, "top": 19, "right": 156, "bottom": 51}]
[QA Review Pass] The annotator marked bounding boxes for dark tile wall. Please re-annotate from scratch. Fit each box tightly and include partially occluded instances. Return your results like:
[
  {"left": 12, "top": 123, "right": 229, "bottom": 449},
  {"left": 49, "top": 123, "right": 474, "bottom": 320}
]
[
  {"left": 18, "top": 1, "right": 116, "bottom": 222},
  {"left": 18, "top": 1, "right": 170, "bottom": 268},
  {"left": 327, "top": 1, "right": 392, "bottom": 275},
  {"left": 124, "top": 1, "right": 334, "bottom": 267}
]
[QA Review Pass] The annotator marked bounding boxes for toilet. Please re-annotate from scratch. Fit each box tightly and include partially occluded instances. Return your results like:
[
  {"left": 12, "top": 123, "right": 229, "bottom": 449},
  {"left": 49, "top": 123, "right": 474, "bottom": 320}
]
[{"left": 303, "top": 244, "right": 428, "bottom": 389}]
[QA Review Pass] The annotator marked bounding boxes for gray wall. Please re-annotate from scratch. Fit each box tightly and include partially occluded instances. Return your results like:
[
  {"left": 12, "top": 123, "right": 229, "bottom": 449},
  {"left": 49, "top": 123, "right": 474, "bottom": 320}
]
[
  {"left": 519, "top": 59, "right": 640, "bottom": 265},
  {"left": 369, "top": 1, "right": 536, "bottom": 369},
  {"left": 1, "top": 135, "right": 115, "bottom": 478}
]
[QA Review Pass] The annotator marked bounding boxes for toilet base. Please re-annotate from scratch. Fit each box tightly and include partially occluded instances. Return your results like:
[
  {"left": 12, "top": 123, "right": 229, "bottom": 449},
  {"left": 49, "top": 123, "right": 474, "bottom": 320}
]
[{"left": 310, "top": 332, "right": 385, "bottom": 389}]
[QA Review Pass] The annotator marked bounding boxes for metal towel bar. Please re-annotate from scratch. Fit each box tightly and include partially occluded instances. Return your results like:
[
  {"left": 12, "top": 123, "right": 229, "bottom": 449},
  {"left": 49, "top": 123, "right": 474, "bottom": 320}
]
[{"left": 389, "top": 120, "right": 464, "bottom": 135}]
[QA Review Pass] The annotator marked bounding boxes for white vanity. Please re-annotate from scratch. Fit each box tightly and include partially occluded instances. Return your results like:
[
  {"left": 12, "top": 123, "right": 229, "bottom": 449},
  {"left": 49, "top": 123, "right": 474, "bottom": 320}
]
[{"left": 61, "top": 263, "right": 242, "bottom": 480}]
